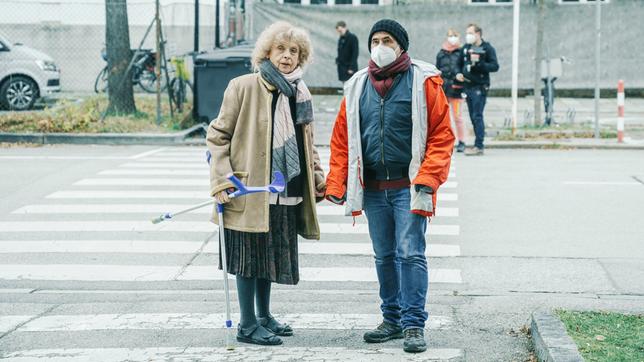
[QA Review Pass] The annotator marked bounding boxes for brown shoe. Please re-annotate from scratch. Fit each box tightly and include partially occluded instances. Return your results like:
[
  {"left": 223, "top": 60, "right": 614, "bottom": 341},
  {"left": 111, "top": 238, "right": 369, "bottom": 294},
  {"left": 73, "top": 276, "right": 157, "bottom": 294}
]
[{"left": 464, "top": 147, "right": 484, "bottom": 156}]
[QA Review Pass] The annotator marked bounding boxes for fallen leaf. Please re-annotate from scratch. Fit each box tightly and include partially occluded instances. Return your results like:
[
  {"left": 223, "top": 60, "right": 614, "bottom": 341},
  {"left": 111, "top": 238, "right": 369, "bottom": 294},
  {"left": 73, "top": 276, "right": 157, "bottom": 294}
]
[{"left": 595, "top": 335, "right": 605, "bottom": 341}]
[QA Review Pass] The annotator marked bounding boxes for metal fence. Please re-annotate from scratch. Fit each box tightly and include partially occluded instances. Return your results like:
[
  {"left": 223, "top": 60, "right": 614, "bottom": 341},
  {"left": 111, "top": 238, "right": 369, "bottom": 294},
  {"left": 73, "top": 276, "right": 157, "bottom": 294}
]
[{"left": 0, "top": 0, "right": 218, "bottom": 92}]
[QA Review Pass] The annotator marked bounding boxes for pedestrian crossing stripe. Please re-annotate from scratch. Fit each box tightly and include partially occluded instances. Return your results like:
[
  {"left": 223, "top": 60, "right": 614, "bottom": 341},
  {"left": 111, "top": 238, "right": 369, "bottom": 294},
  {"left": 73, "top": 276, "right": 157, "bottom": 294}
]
[
  {"left": 0, "top": 313, "right": 452, "bottom": 332},
  {"left": 0, "top": 222, "right": 460, "bottom": 236},
  {"left": 45, "top": 190, "right": 459, "bottom": 201},
  {"left": 72, "top": 178, "right": 459, "bottom": 189},
  {"left": 0, "top": 265, "right": 462, "bottom": 283},
  {"left": 74, "top": 179, "right": 459, "bottom": 189},
  {"left": 0, "top": 240, "right": 461, "bottom": 257},
  {"left": 11, "top": 204, "right": 460, "bottom": 217},
  {"left": 0, "top": 347, "right": 464, "bottom": 361}
]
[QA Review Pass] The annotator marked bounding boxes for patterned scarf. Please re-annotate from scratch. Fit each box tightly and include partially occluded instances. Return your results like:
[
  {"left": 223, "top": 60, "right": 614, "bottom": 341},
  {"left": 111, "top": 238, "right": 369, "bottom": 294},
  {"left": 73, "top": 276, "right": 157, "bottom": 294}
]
[
  {"left": 367, "top": 52, "right": 412, "bottom": 98},
  {"left": 259, "top": 60, "right": 314, "bottom": 197}
]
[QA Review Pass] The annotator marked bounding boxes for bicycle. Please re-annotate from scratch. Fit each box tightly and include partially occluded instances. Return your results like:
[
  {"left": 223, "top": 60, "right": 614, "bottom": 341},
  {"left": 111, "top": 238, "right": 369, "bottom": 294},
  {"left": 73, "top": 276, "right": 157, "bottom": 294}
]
[
  {"left": 168, "top": 52, "right": 195, "bottom": 113},
  {"left": 94, "top": 48, "right": 167, "bottom": 94}
]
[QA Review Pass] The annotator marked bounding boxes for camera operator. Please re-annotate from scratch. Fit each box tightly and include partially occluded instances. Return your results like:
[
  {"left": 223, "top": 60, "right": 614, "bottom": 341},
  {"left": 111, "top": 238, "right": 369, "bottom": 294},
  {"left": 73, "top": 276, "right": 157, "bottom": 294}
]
[{"left": 456, "top": 23, "right": 499, "bottom": 156}]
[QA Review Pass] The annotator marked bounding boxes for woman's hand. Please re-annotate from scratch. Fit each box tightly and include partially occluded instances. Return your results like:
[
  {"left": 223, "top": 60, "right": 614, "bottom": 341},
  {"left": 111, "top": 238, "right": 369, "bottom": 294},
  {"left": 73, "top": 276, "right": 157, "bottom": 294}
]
[
  {"left": 315, "top": 182, "right": 327, "bottom": 202},
  {"left": 214, "top": 190, "right": 231, "bottom": 204}
]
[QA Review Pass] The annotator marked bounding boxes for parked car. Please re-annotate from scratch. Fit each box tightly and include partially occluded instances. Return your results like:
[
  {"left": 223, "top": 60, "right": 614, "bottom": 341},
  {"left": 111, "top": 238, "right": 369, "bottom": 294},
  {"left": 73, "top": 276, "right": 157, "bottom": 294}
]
[{"left": 0, "top": 33, "right": 61, "bottom": 111}]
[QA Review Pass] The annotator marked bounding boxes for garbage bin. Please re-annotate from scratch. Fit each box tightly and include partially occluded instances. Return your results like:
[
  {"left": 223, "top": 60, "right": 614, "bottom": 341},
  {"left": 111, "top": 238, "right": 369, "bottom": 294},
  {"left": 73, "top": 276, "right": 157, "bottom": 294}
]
[{"left": 193, "top": 45, "right": 254, "bottom": 123}]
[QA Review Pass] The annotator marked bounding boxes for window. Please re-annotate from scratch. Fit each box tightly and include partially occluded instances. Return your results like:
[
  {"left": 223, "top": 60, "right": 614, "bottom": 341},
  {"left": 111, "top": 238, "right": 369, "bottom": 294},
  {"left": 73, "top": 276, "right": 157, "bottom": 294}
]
[
  {"left": 469, "top": 0, "right": 513, "bottom": 5},
  {"left": 335, "top": 0, "right": 353, "bottom": 4},
  {"left": 310, "top": 0, "right": 328, "bottom": 4},
  {"left": 559, "top": 0, "right": 609, "bottom": 3},
  {"left": 361, "top": 0, "right": 379, "bottom": 4},
  {"left": 283, "top": 0, "right": 301, "bottom": 3}
]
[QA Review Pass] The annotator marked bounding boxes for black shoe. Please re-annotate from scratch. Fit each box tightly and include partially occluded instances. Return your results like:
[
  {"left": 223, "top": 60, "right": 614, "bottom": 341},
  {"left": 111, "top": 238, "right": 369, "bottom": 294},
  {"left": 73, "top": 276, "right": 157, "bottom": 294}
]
[
  {"left": 403, "top": 328, "right": 427, "bottom": 353},
  {"left": 258, "top": 315, "right": 293, "bottom": 336},
  {"left": 236, "top": 324, "right": 283, "bottom": 346},
  {"left": 456, "top": 141, "right": 466, "bottom": 153},
  {"left": 464, "top": 147, "right": 484, "bottom": 156},
  {"left": 363, "top": 321, "right": 403, "bottom": 343}
]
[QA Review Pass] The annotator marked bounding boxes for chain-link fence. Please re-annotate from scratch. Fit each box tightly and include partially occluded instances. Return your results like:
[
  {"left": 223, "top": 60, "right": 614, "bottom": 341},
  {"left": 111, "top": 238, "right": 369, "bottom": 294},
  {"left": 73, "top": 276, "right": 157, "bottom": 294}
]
[{"left": 0, "top": 0, "right": 218, "bottom": 93}]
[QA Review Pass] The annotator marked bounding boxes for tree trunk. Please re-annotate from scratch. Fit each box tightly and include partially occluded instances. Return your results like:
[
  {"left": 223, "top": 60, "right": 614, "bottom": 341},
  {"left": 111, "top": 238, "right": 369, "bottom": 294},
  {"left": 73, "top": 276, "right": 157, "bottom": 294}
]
[
  {"left": 105, "top": 0, "right": 136, "bottom": 115},
  {"left": 533, "top": 0, "right": 545, "bottom": 127}
]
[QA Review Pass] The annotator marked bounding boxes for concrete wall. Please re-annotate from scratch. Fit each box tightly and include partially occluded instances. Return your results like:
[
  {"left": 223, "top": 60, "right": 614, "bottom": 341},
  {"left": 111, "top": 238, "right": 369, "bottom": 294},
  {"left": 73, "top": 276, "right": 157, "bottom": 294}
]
[{"left": 251, "top": 0, "right": 642, "bottom": 91}]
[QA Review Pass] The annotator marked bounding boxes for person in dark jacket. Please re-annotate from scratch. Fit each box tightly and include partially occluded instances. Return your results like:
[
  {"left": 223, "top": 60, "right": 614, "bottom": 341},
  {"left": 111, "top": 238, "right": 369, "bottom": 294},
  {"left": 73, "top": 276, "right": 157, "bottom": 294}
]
[
  {"left": 456, "top": 23, "right": 499, "bottom": 156},
  {"left": 436, "top": 28, "right": 466, "bottom": 152},
  {"left": 335, "top": 21, "right": 359, "bottom": 83}
]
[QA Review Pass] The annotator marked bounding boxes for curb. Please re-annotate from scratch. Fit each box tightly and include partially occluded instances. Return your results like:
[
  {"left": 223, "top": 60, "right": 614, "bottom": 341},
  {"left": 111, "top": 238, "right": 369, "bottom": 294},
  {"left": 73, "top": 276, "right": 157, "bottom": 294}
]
[
  {"left": 0, "top": 124, "right": 208, "bottom": 146},
  {"left": 531, "top": 310, "right": 584, "bottom": 362},
  {"left": 485, "top": 141, "right": 644, "bottom": 150}
]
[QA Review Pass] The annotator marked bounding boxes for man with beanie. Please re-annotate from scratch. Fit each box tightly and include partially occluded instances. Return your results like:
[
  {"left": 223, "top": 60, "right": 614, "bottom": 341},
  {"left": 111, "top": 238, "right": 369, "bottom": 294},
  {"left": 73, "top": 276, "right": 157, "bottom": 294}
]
[{"left": 325, "top": 19, "right": 454, "bottom": 353}]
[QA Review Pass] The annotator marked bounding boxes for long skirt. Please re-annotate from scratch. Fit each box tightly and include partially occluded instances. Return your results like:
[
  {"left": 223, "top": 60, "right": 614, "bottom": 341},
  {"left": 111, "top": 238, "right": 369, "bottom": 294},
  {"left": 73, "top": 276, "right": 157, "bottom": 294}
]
[{"left": 218, "top": 204, "right": 299, "bottom": 285}]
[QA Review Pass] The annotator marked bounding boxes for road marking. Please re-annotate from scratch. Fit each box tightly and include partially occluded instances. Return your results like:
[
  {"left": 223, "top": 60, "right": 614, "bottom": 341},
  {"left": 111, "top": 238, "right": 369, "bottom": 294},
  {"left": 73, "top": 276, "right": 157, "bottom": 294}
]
[
  {"left": 0, "top": 347, "right": 463, "bottom": 361},
  {"left": 98, "top": 169, "right": 210, "bottom": 176},
  {"left": 134, "top": 158, "right": 208, "bottom": 163},
  {"left": 0, "top": 289, "right": 383, "bottom": 296},
  {"left": 128, "top": 148, "right": 167, "bottom": 160},
  {"left": 563, "top": 181, "right": 641, "bottom": 186},
  {"left": 317, "top": 206, "right": 459, "bottom": 217},
  {"left": 0, "top": 222, "right": 458, "bottom": 236},
  {"left": 0, "top": 240, "right": 460, "bottom": 257},
  {"left": 45, "top": 190, "right": 458, "bottom": 202},
  {"left": 0, "top": 156, "right": 131, "bottom": 160},
  {"left": 0, "top": 265, "right": 462, "bottom": 283},
  {"left": 0, "top": 315, "right": 33, "bottom": 335},
  {"left": 46, "top": 190, "right": 210, "bottom": 199},
  {"left": 7, "top": 313, "right": 451, "bottom": 332},
  {"left": 74, "top": 178, "right": 209, "bottom": 186},
  {"left": 0, "top": 221, "right": 216, "bottom": 233},
  {"left": 11, "top": 204, "right": 458, "bottom": 217},
  {"left": 181, "top": 267, "right": 463, "bottom": 283},
  {"left": 119, "top": 163, "right": 207, "bottom": 169}
]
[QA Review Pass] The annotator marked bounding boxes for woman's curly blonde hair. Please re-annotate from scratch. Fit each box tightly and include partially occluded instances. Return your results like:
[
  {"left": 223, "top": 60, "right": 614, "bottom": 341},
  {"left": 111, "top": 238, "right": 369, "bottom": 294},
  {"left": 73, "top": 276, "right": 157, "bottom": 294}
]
[{"left": 252, "top": 21, "right": 313, "bottom": 71}]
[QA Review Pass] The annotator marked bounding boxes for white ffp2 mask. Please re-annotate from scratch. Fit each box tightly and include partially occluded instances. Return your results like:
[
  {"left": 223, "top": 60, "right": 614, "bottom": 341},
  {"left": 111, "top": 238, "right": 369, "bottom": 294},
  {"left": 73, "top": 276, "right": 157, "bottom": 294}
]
[
  {"left": 465, "top": 33, "right": 476, "bottom": 44},
  {"left": 370, "top": 45, "right": 398, "bottom": 68}
]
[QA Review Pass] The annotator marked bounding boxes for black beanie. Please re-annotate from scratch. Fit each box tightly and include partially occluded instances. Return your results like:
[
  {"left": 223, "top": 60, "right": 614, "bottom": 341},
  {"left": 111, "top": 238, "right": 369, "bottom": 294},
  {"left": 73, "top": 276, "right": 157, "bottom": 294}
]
[{"left": 368, "top": 19, "right": 409, "bottom": 53}]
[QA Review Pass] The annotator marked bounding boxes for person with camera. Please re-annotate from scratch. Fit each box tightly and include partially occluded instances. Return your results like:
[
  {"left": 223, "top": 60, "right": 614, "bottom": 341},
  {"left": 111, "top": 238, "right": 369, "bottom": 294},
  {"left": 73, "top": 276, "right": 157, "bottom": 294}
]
[
  {"left": 436, "top": 28, "right": 466, "bottom": 153},
  {"left": 456, "top": 23, "right": 499, "bottom": 156}
]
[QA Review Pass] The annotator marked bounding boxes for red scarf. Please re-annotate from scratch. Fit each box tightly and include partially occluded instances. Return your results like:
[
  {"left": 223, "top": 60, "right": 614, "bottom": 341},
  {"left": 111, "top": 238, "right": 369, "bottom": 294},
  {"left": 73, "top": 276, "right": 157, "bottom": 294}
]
[{"left": 368, "top": 52, "right": 412, "bottom": 98}]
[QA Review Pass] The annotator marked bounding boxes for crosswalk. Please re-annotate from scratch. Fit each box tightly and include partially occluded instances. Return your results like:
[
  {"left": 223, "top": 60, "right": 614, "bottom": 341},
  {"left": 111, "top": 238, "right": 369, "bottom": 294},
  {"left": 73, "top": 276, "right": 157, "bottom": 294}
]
[{"left": 0, "top": 146, "right": 464, "bottom": 361}]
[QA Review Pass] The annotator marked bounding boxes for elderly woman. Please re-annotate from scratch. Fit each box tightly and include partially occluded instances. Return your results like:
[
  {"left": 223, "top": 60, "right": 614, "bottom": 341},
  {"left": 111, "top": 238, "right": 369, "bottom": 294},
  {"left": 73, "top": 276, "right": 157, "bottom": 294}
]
[{"left": 207, "top": 21, "right": 325, "bottom": 346}]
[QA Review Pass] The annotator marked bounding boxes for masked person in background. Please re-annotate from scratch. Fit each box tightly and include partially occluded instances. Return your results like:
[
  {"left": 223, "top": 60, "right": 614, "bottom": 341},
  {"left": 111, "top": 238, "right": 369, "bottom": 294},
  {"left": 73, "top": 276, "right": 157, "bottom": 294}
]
[
  {"left": 325, "top": 19, "right": 454, "bottom": 354},
  {"left": 456, "top": 23, "right": 499, "bottom": 156},
  {"left": 436, "top": 29, "right": 466, "bottom": 152}
]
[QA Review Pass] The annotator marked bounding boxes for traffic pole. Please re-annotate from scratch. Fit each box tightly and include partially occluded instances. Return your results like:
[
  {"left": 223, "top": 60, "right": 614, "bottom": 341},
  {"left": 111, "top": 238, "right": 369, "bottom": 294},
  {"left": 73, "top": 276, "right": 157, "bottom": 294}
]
[{"left": 617, "top": 80, "right": 625, "bottom": 143}]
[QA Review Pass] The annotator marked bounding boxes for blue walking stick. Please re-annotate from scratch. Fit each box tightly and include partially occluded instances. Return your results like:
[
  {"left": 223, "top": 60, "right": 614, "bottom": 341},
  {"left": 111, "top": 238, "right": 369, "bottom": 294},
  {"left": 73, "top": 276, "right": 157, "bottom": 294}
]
[{"left": 151, "top": 150, "right": 285, "bottom": 350}]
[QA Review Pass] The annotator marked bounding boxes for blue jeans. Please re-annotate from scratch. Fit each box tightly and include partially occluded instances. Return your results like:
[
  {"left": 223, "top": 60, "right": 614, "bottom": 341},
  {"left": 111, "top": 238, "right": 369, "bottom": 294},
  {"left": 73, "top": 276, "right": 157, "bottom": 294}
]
[
  {"left": 464, "top": 85, "right": 487, "bottom": 149},
  {"left": 363, "top": 187, "right": 428, "bottom": 330}
]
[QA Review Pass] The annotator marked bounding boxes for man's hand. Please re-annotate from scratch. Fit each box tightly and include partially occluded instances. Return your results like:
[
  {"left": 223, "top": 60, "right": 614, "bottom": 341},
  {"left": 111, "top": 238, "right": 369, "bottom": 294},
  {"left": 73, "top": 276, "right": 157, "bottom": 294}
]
[
  {"left": 456, "top": 73, "right": 465, "bottom": 82},
  {"left": 326, "top": 194, "right": 345, "bottom": 205},
  {"left": 470, "top": 53, "right": 480, "bottom": 63}
]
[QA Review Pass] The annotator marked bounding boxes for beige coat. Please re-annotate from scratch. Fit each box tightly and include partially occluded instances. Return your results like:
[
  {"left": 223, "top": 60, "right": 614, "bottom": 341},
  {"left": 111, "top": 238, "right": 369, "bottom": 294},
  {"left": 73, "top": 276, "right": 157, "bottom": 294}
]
[{"left": 207, "top": 73, "right": 325, "bottom": 240}]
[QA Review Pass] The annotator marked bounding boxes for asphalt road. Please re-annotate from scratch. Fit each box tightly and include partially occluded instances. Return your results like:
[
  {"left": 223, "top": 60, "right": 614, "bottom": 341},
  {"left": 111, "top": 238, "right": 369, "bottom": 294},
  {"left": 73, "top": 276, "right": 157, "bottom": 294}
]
[{"left": 0, "top": 144, "right": 642, "bottom": 361}]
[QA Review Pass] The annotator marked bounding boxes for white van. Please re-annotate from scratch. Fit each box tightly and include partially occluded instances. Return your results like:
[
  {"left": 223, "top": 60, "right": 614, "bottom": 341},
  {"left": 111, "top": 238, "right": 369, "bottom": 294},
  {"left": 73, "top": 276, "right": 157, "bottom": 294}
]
[{"left": 0, "top": 33, "right": 61, "bottom": 111}]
